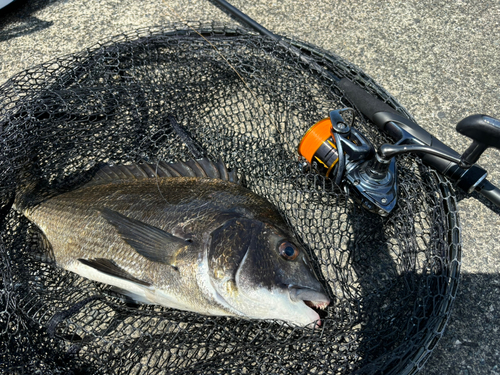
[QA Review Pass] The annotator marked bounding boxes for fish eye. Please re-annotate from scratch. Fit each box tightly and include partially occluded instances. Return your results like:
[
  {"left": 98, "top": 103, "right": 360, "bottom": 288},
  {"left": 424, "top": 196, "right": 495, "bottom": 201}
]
[{"left": 278, "top": 241, "right": 299, "bottom": 261}]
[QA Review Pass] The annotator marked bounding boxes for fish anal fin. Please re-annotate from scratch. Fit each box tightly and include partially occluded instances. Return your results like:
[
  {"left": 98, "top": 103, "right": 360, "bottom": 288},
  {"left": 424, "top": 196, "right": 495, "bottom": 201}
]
[
  {"left": 99, "top": 207, "right": 187, "bottom": 267},
  {"left": 77, "top": 258, "right": 151, "bottom": 286}
]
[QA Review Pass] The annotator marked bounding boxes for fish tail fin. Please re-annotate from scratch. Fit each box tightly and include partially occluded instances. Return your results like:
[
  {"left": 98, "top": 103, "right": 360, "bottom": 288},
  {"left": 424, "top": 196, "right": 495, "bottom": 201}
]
[
  {"left": 13, "top": 171, "right": 56, "bottom": 213},
  {"left": 13, "top": 179, "right": 41, "bottom": 213},
  {"left": 13, "top": 164, "right": 104, "bottom": 213},
  {"left": 26, "top": 225, "right": 56, "bottom": 263}
]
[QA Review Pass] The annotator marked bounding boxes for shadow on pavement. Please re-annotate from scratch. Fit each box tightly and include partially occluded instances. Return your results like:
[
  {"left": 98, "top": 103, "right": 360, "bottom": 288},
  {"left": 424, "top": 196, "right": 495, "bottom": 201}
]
[
  {"left": 0, "top": 0, "right": 60, "bottom": 42},
  {"left": 422, "top": 272, "right": 500, "bottom": 375}
]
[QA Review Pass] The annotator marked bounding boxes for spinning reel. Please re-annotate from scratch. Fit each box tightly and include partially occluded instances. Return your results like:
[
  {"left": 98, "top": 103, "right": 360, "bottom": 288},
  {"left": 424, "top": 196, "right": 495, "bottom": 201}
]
[
  {"left": 299, "top": 108, "right": 500, "bottom": 216},
  {"left": 208, "top": 0, "right": 500, "bottom": 215}
]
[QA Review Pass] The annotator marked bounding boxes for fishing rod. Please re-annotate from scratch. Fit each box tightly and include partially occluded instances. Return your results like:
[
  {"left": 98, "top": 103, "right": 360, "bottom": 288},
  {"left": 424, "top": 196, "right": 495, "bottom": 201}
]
[{"left": 209, "top": 0, "right": 500, "bottom": 216}]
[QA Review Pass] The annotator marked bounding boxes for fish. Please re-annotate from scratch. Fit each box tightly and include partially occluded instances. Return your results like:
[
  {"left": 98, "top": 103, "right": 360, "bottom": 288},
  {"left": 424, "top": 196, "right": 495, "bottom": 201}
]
[{"left": 15, "top": 158, "right": 330, "bottom": 327}]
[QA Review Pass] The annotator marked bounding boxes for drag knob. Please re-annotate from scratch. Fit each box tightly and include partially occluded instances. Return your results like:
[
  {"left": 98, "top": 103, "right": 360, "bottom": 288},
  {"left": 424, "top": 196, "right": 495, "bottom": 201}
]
[{"left": 456, "top": 114, "right": 500, "bottom": 166}]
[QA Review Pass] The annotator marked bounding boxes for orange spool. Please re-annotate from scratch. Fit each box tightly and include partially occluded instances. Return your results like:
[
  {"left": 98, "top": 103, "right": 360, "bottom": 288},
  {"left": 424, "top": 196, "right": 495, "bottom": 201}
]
[{"left": 298, "top": 118, "right": 339, "bottom": 177}]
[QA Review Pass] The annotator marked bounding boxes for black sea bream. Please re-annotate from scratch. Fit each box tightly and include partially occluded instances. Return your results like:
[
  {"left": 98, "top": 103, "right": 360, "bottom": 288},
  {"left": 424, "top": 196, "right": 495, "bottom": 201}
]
[{"left": 17, "top": 159, "right": 330, "bottom": 327}]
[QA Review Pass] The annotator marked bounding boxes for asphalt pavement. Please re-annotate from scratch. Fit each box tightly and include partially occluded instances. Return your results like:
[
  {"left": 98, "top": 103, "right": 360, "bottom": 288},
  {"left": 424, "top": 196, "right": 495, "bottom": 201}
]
[{"left": 1, "top": 1, "right": 499, "bottom": 374}]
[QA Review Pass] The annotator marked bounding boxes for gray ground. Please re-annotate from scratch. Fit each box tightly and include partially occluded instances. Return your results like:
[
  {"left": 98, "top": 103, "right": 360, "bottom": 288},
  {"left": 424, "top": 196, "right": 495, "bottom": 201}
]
[{"left": 1, "top": 0, "right": 499, "bottom": 374}]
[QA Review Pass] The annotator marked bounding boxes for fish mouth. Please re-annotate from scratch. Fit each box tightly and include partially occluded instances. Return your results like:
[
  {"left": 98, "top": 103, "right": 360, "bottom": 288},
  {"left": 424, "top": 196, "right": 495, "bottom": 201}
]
[{"left": 289, "top": 287, "right": 330, "bottom": 328}]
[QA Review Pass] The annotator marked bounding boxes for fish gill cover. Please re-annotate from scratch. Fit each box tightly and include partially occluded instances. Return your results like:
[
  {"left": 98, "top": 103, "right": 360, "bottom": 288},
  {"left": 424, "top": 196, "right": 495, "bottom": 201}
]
[{"left": 0, "top": 23, "right": 460, "bottom": 374}]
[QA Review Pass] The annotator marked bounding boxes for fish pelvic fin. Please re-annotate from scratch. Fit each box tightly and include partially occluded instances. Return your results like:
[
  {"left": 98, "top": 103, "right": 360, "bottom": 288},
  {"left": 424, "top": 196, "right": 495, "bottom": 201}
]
[
  {"left": 108, "top": 286, "right": 154, "bottom": 305},
  {"left": 78, "top": 258, "right": 152, "bottom": 286},
  {"left": 84, "top": 158, "right": 238, "bottom": 188},
  {"left": 99, "top": 207, "right": 188, "bottom": 268}
]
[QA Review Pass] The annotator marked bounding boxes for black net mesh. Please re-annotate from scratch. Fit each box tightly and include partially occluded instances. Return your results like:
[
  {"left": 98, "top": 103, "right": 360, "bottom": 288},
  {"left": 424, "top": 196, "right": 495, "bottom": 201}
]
[{"left": 0, "top": 23, "right": 461, "bottom": 374}]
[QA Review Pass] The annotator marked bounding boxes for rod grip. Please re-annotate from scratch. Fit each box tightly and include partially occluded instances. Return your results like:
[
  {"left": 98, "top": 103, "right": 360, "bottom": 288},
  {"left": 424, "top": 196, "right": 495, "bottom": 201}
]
[{"left": 337, "top": 78, "right": 399, "bottom": 127}]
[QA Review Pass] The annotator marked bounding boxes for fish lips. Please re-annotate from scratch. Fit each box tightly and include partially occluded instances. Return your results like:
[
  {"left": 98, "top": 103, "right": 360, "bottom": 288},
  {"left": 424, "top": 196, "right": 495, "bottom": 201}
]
[{"left": 289, "top": 287, "right": 330, "bottom": 313}]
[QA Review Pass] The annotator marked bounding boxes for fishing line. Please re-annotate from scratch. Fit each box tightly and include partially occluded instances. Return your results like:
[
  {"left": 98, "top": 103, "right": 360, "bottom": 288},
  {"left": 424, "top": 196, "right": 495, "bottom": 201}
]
[
  {"left": 162, "top": 1, "right": 289, "bottom": 145},
  {"left": 154, "top": 159, "right": 169, "bottom": 205},
  {"left": 155, "top": 2, "right": 307, "bottom": 204}
]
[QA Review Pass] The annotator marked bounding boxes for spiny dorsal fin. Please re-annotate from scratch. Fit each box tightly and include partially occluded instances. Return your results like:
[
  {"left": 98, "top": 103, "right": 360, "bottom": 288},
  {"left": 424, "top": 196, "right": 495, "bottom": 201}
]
[
  {"left": 99, "top": 207, "right": 188, "bottom": 269},
  {"left": 84, "top": 158, "right": 238, "bottom": 187},
  {"left": 78, "top": 258, "right": 152, "bottom": 286}
]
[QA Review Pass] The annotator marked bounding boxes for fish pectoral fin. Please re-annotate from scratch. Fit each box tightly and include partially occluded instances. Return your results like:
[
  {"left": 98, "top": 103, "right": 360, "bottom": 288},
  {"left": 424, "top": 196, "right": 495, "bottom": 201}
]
[
  {"left": 99, "top": 207, "right": 188, "bottom": 266},
  {"left": 78, "top": 258, "right": 151, "bottom": 286}
]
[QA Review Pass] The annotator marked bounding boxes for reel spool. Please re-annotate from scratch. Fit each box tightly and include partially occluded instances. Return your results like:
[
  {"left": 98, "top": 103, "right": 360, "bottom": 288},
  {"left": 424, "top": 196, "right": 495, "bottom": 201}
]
[{"left": 297, "top": 118, "right": 339, "bottom": 179}]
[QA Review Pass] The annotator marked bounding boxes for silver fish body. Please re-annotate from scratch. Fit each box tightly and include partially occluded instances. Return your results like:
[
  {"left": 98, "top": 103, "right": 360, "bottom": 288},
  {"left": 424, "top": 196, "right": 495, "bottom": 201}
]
[{"left": 20, "top": 160, "right": 330, "bottom": 327}]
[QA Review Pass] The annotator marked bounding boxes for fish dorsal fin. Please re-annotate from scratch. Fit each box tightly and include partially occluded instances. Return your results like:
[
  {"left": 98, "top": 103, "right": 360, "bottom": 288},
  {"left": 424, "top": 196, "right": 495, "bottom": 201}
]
[
  {"left": 85, "top": 158, "right": 238, "bottom": 187},
  {"left": 99, "top": 208, "right": 188, "bottom": 268},
  {"left": 78, "top": 258, "right": 152, "bottom": 286}
]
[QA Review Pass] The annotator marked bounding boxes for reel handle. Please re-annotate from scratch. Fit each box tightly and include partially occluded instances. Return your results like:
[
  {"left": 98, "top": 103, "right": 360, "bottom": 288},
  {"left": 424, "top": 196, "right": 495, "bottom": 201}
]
[{"left": 457, "top": 115, "right": 500, "bottom": 166}]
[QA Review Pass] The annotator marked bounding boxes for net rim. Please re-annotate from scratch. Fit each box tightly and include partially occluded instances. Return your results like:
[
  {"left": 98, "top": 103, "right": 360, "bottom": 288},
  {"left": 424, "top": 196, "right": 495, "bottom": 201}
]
[{"left": 0, "top": 22, "right": 462, "bottom": 375}]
